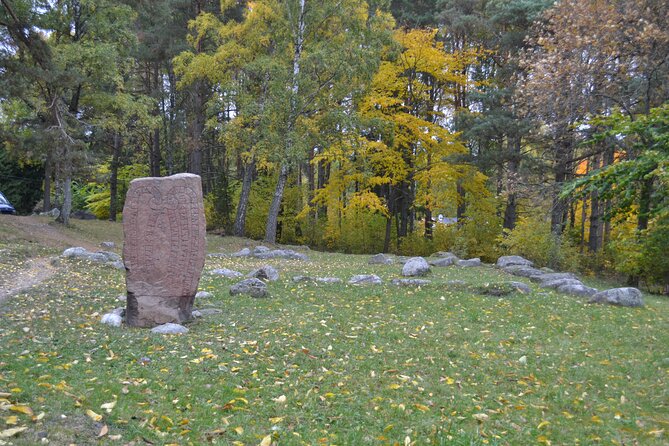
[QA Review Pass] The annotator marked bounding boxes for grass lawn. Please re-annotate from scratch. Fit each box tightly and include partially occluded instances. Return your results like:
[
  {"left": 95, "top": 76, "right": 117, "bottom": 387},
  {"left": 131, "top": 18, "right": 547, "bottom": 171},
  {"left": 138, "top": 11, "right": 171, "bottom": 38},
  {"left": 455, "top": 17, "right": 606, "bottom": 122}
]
[{"left": 0, "top": 218, "right": 668, "bottom": 445}]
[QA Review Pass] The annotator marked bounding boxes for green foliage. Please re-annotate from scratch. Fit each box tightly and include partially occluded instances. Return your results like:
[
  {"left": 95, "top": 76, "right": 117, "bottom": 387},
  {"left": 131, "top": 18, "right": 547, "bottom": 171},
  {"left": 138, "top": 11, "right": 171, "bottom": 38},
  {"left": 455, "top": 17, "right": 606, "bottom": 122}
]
[
  {"left": 396, "top": 229, "right": 436, "bottom": 257},
  {"left": 639, "top": 214, "right": 669, "bottom": 290},
  {"left": 337, "top": 208, "right": 387, "bottom": 254},
  {"left": 85, "top": 190, "right": 111, "bottom": 220},
  {"left": 563, "top": 103, "right": 669, "bottom": 222},
  {"left": 244, "top": 178, "right": 273, "bottom": 240},
  {"left": 500, "top": 214, "right": 556, "bottom": 267},
  {"left": 453, "top": 194, "right": 502, "bottom": 262},
  {"left": 500, "top": 214, "right": 582, "bottom": 270}
]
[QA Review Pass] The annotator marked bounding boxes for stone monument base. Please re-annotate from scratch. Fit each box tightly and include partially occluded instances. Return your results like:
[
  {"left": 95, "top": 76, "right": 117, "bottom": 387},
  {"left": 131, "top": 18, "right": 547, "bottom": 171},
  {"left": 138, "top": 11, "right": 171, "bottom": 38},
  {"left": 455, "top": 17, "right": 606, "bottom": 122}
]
[{"left": 125, "top": 292, "right": 195, "bottom": 328}]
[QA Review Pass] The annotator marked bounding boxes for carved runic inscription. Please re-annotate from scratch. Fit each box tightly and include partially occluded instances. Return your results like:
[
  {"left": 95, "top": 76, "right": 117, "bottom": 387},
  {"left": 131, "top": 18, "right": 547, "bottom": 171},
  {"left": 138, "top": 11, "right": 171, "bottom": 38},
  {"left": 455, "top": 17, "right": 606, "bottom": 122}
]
[{"left": 123, "top": 173, "right": 206, "bottom": 328}]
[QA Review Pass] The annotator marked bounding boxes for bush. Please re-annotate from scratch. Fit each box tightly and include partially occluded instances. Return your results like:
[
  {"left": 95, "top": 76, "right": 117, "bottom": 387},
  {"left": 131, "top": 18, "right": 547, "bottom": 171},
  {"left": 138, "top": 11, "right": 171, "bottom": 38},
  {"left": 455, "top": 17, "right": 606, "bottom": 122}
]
[
  {"left": 453, "top": 195, "right": 502, "bottom": 261},
  {"left": 500, "top": 214, "right": 581, "bottom": 270}
]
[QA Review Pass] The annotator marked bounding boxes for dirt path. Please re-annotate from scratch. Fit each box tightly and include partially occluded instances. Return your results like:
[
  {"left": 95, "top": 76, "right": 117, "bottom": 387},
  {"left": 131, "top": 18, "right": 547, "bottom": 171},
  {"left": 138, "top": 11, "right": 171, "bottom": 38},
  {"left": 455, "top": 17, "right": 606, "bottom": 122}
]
[
  {"left": 0, "top": 215, "right": 99, "bottom": 251},
  {"left": 0, "top": 256, "right": 59, "bottom": 303}
]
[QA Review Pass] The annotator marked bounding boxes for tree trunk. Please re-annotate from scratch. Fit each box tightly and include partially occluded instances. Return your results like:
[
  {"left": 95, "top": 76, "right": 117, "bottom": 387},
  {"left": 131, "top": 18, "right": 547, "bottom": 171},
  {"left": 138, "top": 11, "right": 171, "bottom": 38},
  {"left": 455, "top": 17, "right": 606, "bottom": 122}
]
[
  {"left": 57, "top": 175, "right": 72, "bottom": 226},
  {"left": 265, "top": 164, "right": 289, "bottom": 243},
  {"left": 263, "top": 0, "right": 304, "bottom": 244},
  {"left": 588, "top": 155, "right": 602, "bottom": 252},
  {"left": 233, "top": 158, "right": 255, "bottom": 237},
  {"left": 503, "top": 136, "right": 520, "bottom": 230},
  {"left": 189, "top": 80, "right": 204, "bottom": 176},
  {"left": 551, "top": 138, "right": 572, "bottom": 235},
  {"left": 588, "top": 190, "right": 601, "bottom": 252},
  {"left": 150, "top": 127, "right": 161, "bottom": 177},
  {"left": 109, "top": 133, "right": 121, "bottom": 221},
  {"left": 43, "top": 149, "right": 52, "bottom": 212},
  {"left": 384, "top": 185, "right": 393, "bottom": 252}
]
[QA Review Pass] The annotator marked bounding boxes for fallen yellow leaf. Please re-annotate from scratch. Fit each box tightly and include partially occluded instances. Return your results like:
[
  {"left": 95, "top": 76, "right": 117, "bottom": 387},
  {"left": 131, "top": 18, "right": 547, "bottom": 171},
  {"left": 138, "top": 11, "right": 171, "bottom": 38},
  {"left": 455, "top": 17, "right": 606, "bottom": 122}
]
[
  {"left": 414, "top": 404, "right": 430, "bottom": 412},
  {"left": 86, "top": 409, "right": 103, "bottom": 422},
  {"left": 0, "top": 426, "right": 28, "bottom": 438},
  {"left": 4, "top": 416, "right": 18, "bottom": 425},
  {"left": 9, "top": 405, "right": 33, "bottom": 416},
  {"left": 259, "top": 434, "right": 272, "bottom": 446}
]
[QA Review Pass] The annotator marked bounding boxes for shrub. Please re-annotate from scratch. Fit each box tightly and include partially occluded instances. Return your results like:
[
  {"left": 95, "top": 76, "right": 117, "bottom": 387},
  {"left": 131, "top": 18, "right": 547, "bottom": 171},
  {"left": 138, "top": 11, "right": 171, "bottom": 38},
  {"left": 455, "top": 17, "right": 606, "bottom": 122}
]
[{"left": 500, "top": 214, "right": 582, "bottom": 269}]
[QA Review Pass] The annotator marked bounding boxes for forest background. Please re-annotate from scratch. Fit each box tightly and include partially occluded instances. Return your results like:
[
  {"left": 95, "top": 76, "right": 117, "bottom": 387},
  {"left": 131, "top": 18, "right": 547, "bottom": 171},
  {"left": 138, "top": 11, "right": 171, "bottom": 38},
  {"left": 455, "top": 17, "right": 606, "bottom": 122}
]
[{"left": 1, "top": 0, "right": 668, "bottom": 292}]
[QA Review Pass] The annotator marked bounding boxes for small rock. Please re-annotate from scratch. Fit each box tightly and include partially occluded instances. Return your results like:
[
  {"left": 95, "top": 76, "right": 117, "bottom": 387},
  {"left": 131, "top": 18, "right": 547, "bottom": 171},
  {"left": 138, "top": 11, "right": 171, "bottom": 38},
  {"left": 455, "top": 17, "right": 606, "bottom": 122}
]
[
  {"left": 433, "top": 251, "right": 459, "bottom": 260},
  {"left": 518, "top": 355, "right": 527, "bottom": 365},
  {"left": 253, "top": 246, "right": 271, "bottom": 255},
  {"left": 530, "top": 272, "right": 576, "bottom": 283},
  {"left": 368, "top": 253, "right": 394, "bottom": 265},
  {"left": 476, "top": 282, "right": 529, "bottom": 296},
  {"left": 496, "top": 255, "right": 533, "bottom": 268},
  {"left": 230, "top": 278, "right": 269, "bottom": 298},
  {"left": 402, "top": 257, "right": 430, "bottom": 276},
  {"left": 504, "top": 265, "right": 544, "bottom": 278},
  {"left": 151, "top": 323, "right": 189, "bottom": 334},
  {"left": 195, "top": 291, "right": 213, "bottom": 299},
  {"left": 231, "top": 247, "right": 251, "bottom": 257},
  {"left": 540, "top": 278, "right": 584, "bottom": 289},
  {"left": 247, "top": 265, "right": 279, "bottom": 281},
  {"left": 255, "top": 249, "right": 309, "bottom": 261},
  {"left": 508, "top": 281, "right": 532, "bottom": 294},
  {"left": 557, "top": 284, "right": 598, "bottom": 297},
  {"left": 191, "top": 308, "right": 223, "bottom": 318},
  {"left": 98, "top": 251, "right": 121, "bottom": 262},
  {"left": 314, "top": 277, "right": 342, "bottom": 284},
  {"left": 61, "top": 247, "right": 88, "bottom": 258},
  {"left": 589, "top": 287, "right": 644, "bottom": 307},
  {"left": 457, "top": 258, "right": 482, "bottom": 267},
  {"left": 111, "top": 260, "right": 125, "bottom": 270},
  {"left": 292, "top": 275, "right": 313, "bottom": 282},
  {"left": 349, "top": 274, "right": 383, "bottom": 285},
  {"left": 101, "top": 313, "right": 122, "bottom": 327},
  {"left": 391, "top": 278, "right": 431, "bottom": 286},
  {"left": 429, "top": 257, "right": 456, "bottom": 267},
  {"left": 211, "top": 268, "right": 243, "bottom": 278},
  {"left": 100, "top": 241, "right": 115, "bottom": 249},
  {"left": 110, "top": 307, "right": 125, "bottom": 316},
  {"left": 117, "top": 294, "right": 127, "bottom": 302}
]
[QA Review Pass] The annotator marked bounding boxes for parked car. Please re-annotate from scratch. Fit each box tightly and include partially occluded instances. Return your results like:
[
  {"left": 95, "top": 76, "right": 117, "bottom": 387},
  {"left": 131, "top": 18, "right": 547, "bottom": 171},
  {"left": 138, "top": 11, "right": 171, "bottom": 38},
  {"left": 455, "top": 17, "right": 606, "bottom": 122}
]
[{"left": 0, "top": 192, "right": 16, "bottom": 214}]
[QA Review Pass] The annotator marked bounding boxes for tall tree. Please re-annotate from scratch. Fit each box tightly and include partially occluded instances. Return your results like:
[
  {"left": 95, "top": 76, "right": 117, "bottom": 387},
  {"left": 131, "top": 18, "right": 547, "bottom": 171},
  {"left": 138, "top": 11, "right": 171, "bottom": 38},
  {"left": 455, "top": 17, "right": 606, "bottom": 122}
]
[{"left": 1, "top": 0, "right": 138, "bottom": 224}]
